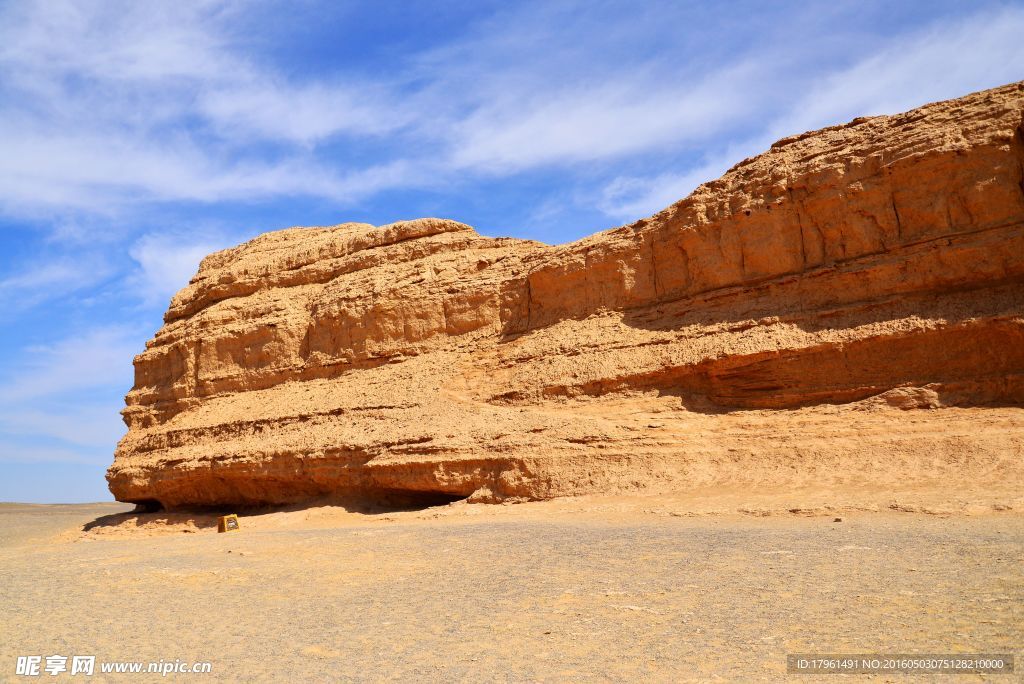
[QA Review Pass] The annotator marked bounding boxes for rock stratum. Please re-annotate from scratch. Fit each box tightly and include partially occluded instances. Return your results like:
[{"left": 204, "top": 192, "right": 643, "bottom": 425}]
[{"left": 109, "top": 82, "right": 1024, "bottom": 511}]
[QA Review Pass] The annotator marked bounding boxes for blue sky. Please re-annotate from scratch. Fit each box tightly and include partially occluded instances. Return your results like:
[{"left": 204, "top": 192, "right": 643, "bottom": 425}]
[{"left": 1, "top": 0, "right": 1022, "bottom": 503}]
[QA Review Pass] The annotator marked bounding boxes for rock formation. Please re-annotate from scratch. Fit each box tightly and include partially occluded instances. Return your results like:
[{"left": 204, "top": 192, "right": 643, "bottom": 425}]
[{"left": 108, "top": 81, "right": 1024, "bottom": 510}]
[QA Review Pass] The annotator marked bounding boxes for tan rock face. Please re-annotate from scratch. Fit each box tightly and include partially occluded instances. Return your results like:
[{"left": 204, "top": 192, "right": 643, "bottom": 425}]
[{"left": 108, "top": 82, "right": 1024, "bottom": 510}]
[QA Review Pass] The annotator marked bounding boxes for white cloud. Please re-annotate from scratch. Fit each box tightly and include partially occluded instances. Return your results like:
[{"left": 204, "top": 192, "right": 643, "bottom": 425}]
[
  {"left": 0, "top": 256, "right": 114, "bottom": 311},
  {"left": 766, "top": 5, "right": 1024, "bottom": 141},
  {"left": 0, "top": 2, "right": 235, "bottom": 84},
  {"left": 128, "top": 232, "right": 231, "bottom": 307},
  {"left": 448, "top": 67, "right": 756, "bottom": 172},
  {"left": 415, "top": 3, "right": 780, "bottom": 173},
  {"left": 0, "top": 404, "right": 125, "bottom": 451},
  {"left": 0, "top": 326, "right": 139, "bottom": 404},
  {"left": 599, "top": 168, "right": 720, "bottom": 222},
  {"left": 0, "top": 0, "right": 420, "bottom": 216},
  {"left": 597, "top": 5, "right": 1024, "bottom": 222},
  {"left": 0, "top": 1, "right": 809, "bottom": 217},
  {"left": 0, "top": 261, "right": 99, "bottom": 295},
  {"left": 3, "top": 0, "right": 1019, "bottom": 225},
  {"left": 0, "top": 121, "right": 419, "bottom": 213},
  {"left": 0, "top": 325, "right": 140, "bottom": 463},
  {"left": 199, "top": 81, "right": 409, "bottom": 145},
  {"left": 0, "top": 440, "right": 101, "bottom": 464}
]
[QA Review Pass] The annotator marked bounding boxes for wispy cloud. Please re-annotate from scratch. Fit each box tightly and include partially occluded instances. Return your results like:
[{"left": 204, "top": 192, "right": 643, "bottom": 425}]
[
  {"left": 0, "top": 326, "right": 138, "bottom": 404},
  {"left": 597, "top": 4, "right": 1024, "bottom": 221},
  {"left": 415, "top": 3, "right": 777, "bottom": 173},
  {"left": 446, "top": 64, "right": 759, "bottom": 172},
  {"left": 0, "top": 439, "right": 103, "bottom": 464},
  {"left": 199, "top": 80, "right": 409, "bottom": 145},
  {"left": 0, "top": 325, "right": 139, "bottom": 464},
  {"left": 767, "top": 4, "right": 1024, "bottom": 141},
  {"left": 2, "top": 1, "right": 1020, "bottom": 224},
  {"left": 128, "top": 231, "right": 232, "bottom": 307},
  {"left": 0, "top": 1, "right": 420, "bottom": 215},
  {"left": 598, "top": 166, "right": 726, "bottom": 222},
  {"left": 0, "top": 255, "right": 114, "bottom": 312},
  {"left": 0, "top": 405, "right": 124, "bottom": 452}
]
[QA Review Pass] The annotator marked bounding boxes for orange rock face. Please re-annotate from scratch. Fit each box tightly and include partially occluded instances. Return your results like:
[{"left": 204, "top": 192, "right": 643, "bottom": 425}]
[{"left": 108, "top": 82, "right": 1024, "bottom": 510}]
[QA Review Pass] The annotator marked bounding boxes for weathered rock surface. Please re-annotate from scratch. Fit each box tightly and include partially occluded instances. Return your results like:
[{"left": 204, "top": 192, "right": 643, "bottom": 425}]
[{"left": 109, "top": 82, "right": 1024, "bottom": 510}]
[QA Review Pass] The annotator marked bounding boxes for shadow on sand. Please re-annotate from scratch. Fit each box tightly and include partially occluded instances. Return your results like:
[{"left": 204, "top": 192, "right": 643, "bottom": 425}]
[{"left": 80, "top": 489, "right": 467, "bottom": 535}]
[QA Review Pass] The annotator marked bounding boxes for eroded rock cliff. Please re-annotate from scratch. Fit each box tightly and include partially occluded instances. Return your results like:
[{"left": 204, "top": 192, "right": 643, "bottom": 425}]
[{"left": 109, "top": 82, "right": 1024, "bottom": 510}]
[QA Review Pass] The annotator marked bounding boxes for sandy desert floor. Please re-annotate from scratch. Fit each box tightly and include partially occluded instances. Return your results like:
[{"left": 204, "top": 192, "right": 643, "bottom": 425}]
[{"left": 1, "top": 497, "right": 1021, "bottom": 682}]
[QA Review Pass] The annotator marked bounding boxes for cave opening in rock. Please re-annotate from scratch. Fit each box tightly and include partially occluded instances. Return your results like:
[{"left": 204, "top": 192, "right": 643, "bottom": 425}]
[
  {"left": 131, "top": 499, "right": 164, "bottom": 513},
  {"left": 353, "top": 488, "right": 468, "bottom": 513}
]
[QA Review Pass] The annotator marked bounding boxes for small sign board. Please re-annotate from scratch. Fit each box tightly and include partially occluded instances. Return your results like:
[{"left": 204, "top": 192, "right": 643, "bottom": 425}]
[{"left": 218, "top": 514, "right": 240, "bottom": 533}]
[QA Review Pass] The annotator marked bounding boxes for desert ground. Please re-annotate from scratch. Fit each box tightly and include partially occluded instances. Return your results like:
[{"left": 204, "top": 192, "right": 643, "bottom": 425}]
[{"left": 1, "top": 496, "right": 1021, "bottom": 682}]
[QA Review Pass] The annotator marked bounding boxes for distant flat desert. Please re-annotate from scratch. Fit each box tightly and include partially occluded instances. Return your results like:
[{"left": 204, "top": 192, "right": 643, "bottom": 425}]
[{"left": 1, "top": 496, "right": 1021, "bottom": 681}]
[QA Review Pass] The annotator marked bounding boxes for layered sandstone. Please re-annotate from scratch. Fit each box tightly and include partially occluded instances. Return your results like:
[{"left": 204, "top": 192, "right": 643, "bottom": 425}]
[{"left": 108, "top": 82, "right": 1024, "bottom": 510}]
